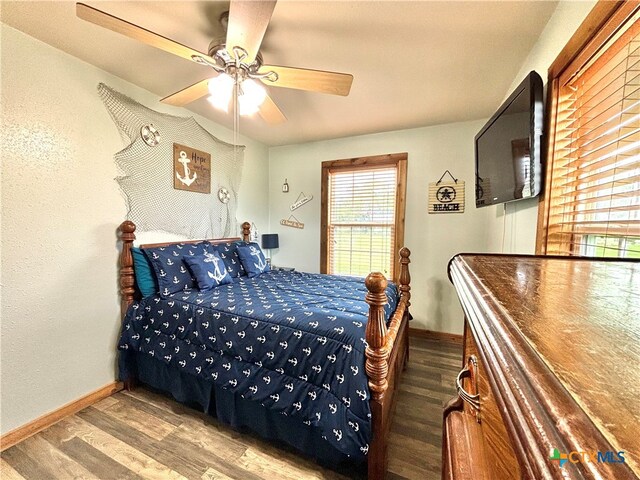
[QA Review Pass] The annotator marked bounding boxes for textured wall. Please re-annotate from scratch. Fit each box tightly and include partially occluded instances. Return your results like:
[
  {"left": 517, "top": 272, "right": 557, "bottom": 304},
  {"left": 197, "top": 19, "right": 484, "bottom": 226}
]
[
  {"left": 268, "top": 120, "right": 491, "bottom": 334},
  {"left": 0, "top": 24, "right": 269, "bottom": 435}
]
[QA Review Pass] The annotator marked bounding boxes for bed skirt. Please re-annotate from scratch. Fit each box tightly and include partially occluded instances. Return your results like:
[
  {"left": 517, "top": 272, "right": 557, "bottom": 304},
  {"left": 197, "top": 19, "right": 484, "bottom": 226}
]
[{"left": 120, "top": 352, "right": 365, "bottom": 472}]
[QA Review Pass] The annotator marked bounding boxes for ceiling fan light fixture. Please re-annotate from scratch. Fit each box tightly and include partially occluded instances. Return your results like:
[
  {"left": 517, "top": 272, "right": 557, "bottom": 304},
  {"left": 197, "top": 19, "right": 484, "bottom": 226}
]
[
  {"left": 238, "top": 79, "right": 267, "bottom": 115},
  {"left": 76, "top": 2, "right": 353, "bottom": 125},
  {"left": 207, "top": 74, "right": 235, "bottom": 112},
  {"left": 238, "top": 97, "right": 260, "bottom": 116}
]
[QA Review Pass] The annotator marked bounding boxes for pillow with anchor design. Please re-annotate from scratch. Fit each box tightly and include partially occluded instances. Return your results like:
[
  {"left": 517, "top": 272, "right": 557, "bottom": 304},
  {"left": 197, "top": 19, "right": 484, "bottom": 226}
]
[
  {"left": 184, "top": 251, "right": 233, "bottom": 290},
  {"left": 236, "top": 243, "right": 271, "bottom": 278},
  {"left": 208, "top": 242, "right": 246, "bottom": 279},
  {"left": 142, "top": 242, "right": 210, "bottom": 296}
]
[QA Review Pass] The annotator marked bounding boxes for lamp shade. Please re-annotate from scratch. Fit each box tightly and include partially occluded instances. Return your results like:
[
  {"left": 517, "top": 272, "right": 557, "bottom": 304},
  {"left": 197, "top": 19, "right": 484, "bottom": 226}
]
[
  {"left": 261, "top": 233, "right": 279, "bottom": 249},
  {"left": 207, "top": 74, "right": 234, "bottom": 112},
  {"left": 239, "top": 79, "right": 267, "bottom": 115}
]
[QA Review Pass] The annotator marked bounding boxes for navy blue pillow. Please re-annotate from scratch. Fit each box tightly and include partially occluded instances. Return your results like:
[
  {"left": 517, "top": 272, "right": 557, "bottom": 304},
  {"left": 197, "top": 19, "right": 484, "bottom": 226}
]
[
  {"left": 184, "top": 251, "right": 233, "bottom": 290},
  {"left": 236, "top": 243, "right": 271, "bottom": 278},
  {"left": 132, "top": 247, "right": 157, "bottom": 297},
  {"left": 209, "top": 242, "right": 246, "bottom": 279},
  {"left": 142, "top": 242, "right": 210, "bottom": 296}
]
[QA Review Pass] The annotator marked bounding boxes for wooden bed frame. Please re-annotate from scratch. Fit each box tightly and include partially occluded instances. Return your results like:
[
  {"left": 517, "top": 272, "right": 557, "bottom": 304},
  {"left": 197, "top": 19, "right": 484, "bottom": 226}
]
[{"left": 117, "top": 220, "right": 412, "bottom": 480}]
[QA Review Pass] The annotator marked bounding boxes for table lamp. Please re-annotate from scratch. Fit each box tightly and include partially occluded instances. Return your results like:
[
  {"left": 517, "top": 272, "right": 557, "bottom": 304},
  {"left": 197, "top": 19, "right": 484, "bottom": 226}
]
[{"left": 261, "top": 234, "right": 279, "bottom": 265}]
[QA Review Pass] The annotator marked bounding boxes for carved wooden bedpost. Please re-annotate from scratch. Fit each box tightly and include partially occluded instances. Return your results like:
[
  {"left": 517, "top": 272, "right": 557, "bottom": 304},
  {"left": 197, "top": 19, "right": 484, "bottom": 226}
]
[
  {"left": 241, "top": 221, "right": 251, "bottom": 242},
  {"left": 118, "top": 220, "right": 136, "bottom": 319},
  {"left": 399, "top": 247, "right": 412, "bottom": 365},
  {"left": 398, "top": 247, "right": 411, "bottom": 315},
  {"left": 365, "top": 272, "right": 389, "bottom": 480}
]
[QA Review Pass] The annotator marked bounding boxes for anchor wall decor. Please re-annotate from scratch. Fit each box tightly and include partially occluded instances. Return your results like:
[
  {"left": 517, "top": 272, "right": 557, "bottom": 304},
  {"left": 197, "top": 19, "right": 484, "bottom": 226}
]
[{"left": 173, "top": 143, "right": 211, "bottom": 194}]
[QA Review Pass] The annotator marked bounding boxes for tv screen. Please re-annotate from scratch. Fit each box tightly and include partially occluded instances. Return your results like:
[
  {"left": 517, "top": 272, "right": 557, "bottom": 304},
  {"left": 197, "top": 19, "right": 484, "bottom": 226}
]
[{"left": 475, "top": 71, "right": 543, "bottom": 208}]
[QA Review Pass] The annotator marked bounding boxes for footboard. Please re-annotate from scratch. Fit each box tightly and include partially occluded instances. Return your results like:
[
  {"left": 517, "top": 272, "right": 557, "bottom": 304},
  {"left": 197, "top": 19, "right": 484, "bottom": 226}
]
[{"left": 365, "top": 247, "right": 411, "bottom": 480}]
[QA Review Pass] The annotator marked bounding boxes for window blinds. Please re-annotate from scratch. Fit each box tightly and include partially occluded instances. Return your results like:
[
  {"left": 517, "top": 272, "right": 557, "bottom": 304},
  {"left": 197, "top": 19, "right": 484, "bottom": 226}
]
[
  {"left": 328, "top": 167, "right": 397, "bottom": 277},
  {"left": 546, "top": 11, "right": 640, "bottom": 257}
]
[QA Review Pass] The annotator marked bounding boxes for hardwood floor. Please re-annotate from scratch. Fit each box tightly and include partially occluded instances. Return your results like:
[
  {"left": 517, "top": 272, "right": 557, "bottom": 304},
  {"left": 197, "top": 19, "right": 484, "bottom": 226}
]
[{"left": 1, "top": 337, "right": 461, "bottom": 480}]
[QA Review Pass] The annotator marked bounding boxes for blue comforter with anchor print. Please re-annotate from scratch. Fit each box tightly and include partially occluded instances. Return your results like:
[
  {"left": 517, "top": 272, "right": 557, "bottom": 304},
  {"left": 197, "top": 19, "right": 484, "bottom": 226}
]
[{"left": 118, "top": 270, "right": 399, "bottom": 461}]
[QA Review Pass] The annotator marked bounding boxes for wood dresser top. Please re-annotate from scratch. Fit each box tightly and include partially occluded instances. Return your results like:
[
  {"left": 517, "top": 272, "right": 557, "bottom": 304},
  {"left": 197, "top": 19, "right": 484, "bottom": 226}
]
[{"left": 449, "top": 254, "right": 640, "bottom": 479}]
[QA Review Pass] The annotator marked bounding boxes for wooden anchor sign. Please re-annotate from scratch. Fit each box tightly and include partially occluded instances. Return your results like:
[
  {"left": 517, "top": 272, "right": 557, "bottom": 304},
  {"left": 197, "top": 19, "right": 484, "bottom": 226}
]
[
  {"left": 280, "top": 215, "right": 304, "bottom": 229},
  {"left": 172, "top": 143, "right": 211, "bottom": 194},
  {"left": 290, "top": 192, "right": 313, "bottom": 211}
]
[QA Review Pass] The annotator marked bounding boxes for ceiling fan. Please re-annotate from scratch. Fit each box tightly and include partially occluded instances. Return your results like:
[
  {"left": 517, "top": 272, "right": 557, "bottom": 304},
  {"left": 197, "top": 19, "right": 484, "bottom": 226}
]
[{"left": 76, "top": 1, "right": 354, "bottom": 124}]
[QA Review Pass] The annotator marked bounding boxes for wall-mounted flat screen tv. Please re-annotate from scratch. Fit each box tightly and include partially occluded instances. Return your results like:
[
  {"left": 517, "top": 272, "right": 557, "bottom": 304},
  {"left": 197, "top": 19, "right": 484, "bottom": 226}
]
[{"left": 475, "top": 71, "right": 543, "bottom": 208}]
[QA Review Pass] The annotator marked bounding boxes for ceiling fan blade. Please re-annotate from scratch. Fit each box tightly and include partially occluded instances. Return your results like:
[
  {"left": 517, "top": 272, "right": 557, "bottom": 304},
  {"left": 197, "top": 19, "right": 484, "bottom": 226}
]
[
  {"left": 76, "top": 3, "right": 215, "bottom": 65},
  {"left": 226, "top": 0, "right": 277, "bottom": 64},
  {"left": 260, "top": 65, "right": 353, "bottom": 96},
  {"left": 160, "top": 78, "right": 213, "bottom": 106},
  {"left": 259, "top": 93, "right": 286, "bottom": 124}
]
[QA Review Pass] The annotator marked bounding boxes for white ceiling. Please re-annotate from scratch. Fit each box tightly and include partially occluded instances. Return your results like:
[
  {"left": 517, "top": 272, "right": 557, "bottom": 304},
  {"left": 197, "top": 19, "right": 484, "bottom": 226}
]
[{"left": 1, "top": 1, "right": 558, "bottom": 146}]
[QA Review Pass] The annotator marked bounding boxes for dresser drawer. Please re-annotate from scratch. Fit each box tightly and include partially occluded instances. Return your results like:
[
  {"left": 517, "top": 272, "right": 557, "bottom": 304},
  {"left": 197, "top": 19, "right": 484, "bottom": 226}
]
[{"left": 458, "top": 322, "right": 521, "bottom": 479}]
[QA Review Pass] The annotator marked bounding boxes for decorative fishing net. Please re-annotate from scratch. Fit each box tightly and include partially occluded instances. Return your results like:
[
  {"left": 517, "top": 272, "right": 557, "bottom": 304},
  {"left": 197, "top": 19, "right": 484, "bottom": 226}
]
[{"left": 98, "top": 83, "right": 244, "bottom": 239}]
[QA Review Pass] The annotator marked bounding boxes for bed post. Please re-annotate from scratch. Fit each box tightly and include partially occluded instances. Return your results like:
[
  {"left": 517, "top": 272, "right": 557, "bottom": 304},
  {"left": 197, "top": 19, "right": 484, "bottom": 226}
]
[
  {"left": 365, "top": 272, "right": 389, "bottom": 480},
  {"left": 118, "top": 220, "right": 136, "bottom": 319},
  {"left": 242, "top": 221, "right": 251, "bottom": 242},
  {"left": 398, "top": 247, "right": 411, "bottom": 314},
  {"left": 399, "top": 247, "right": 412, "bottom": 364}
]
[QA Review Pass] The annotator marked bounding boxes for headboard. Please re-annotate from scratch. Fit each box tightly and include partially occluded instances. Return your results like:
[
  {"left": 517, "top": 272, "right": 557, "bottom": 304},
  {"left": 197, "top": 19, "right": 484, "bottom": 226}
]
[{"left": 117, "top": 220, "right": 252, "bottom": 318}]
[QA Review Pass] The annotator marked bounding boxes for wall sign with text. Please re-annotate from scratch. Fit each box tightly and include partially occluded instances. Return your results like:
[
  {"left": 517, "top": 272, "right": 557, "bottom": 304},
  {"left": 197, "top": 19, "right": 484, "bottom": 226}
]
[
  {"left": 290, "top": 192, "right": 313, "bottom": 211},
  {"left": 428, "top": 180, "right": 465, "bottom": 213},
  {"left": 173, "top": 143, "right": 211, "bottom": 194},
  {"left": 281, "top": 215, "right": 304, "bottom": 229}
]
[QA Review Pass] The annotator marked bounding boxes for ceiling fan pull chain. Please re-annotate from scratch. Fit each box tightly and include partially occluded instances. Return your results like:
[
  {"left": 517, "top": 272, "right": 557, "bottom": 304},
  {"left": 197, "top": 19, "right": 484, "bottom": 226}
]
[{"left": 233, "top": 80, "right": 240, "bottom": 162}]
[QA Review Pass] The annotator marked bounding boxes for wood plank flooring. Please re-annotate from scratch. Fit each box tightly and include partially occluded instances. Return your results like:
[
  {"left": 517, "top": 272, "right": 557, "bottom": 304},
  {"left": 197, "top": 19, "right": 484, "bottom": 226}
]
[{"left": 1, "top": 337, "right": 461, "bottom": 480}]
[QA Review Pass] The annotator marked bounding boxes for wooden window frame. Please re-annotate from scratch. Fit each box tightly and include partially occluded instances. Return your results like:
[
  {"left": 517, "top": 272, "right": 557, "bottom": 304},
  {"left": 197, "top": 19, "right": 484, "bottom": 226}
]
[
  {"left": 536, "top": 0, "right": 639, "bottom": 254},
  {"left": 320, "top": 153, "right": 408, "bottom": 282}
]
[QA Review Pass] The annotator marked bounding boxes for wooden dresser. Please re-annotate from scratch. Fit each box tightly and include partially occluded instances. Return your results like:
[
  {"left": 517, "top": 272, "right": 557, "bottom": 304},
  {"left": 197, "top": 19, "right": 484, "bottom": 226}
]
[{"left": 443, "top": 254, "right": 640, "bottom": 480}]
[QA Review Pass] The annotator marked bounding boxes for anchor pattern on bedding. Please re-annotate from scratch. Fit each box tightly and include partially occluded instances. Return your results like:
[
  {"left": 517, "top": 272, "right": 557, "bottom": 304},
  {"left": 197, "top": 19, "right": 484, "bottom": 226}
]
[
  {"left": 118, "top": 270, "right": 398, "bottom": 460},
  {"left": 210, "top": 242, "right": 246, "bottom": 279}
]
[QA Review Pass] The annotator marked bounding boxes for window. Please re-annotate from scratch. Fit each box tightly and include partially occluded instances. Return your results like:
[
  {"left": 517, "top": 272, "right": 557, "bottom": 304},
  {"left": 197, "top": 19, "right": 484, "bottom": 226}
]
[
  {"left": 538, "top": 3, "right": 640, "bottom": 258},
  {"left": 321, "top": 153, "right": 407, "bottom": 280}
]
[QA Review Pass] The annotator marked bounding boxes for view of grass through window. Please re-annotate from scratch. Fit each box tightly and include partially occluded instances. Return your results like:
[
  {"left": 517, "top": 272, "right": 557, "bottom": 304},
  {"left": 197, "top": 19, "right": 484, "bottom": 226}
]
[
  {"left": 328, "top": 167, "right": 397, "bottom": 277},
  {"left": 581, "top": 235, "right": 640, "bottom": 258}
]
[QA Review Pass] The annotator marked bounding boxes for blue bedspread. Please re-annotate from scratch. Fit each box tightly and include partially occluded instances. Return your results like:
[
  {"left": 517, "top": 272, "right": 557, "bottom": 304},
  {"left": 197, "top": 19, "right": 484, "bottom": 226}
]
[{"left": 118, "top": 270, "right": 399, "bottom": 460}]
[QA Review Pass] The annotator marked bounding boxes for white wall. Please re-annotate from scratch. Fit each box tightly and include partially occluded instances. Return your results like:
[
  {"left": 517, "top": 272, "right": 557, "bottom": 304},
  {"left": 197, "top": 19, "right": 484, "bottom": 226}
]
[
  {"left": 485, "top": 0, "right": 596, "bottom": 253},
  {"left": 0, "top": 24, "right": 269, "bottom": 435},
  {"left": 266, "top": 1, "right": 597, "bottom": 335},
  {"left": 268, "top": 121, "right": 491, "bottom": 334}
]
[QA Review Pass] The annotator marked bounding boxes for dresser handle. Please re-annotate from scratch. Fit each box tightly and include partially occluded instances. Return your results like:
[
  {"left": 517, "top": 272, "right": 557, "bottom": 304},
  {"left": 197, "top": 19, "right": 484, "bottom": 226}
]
[{"left": 456, "top": 356, "right": 480, "bottom": 411}]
